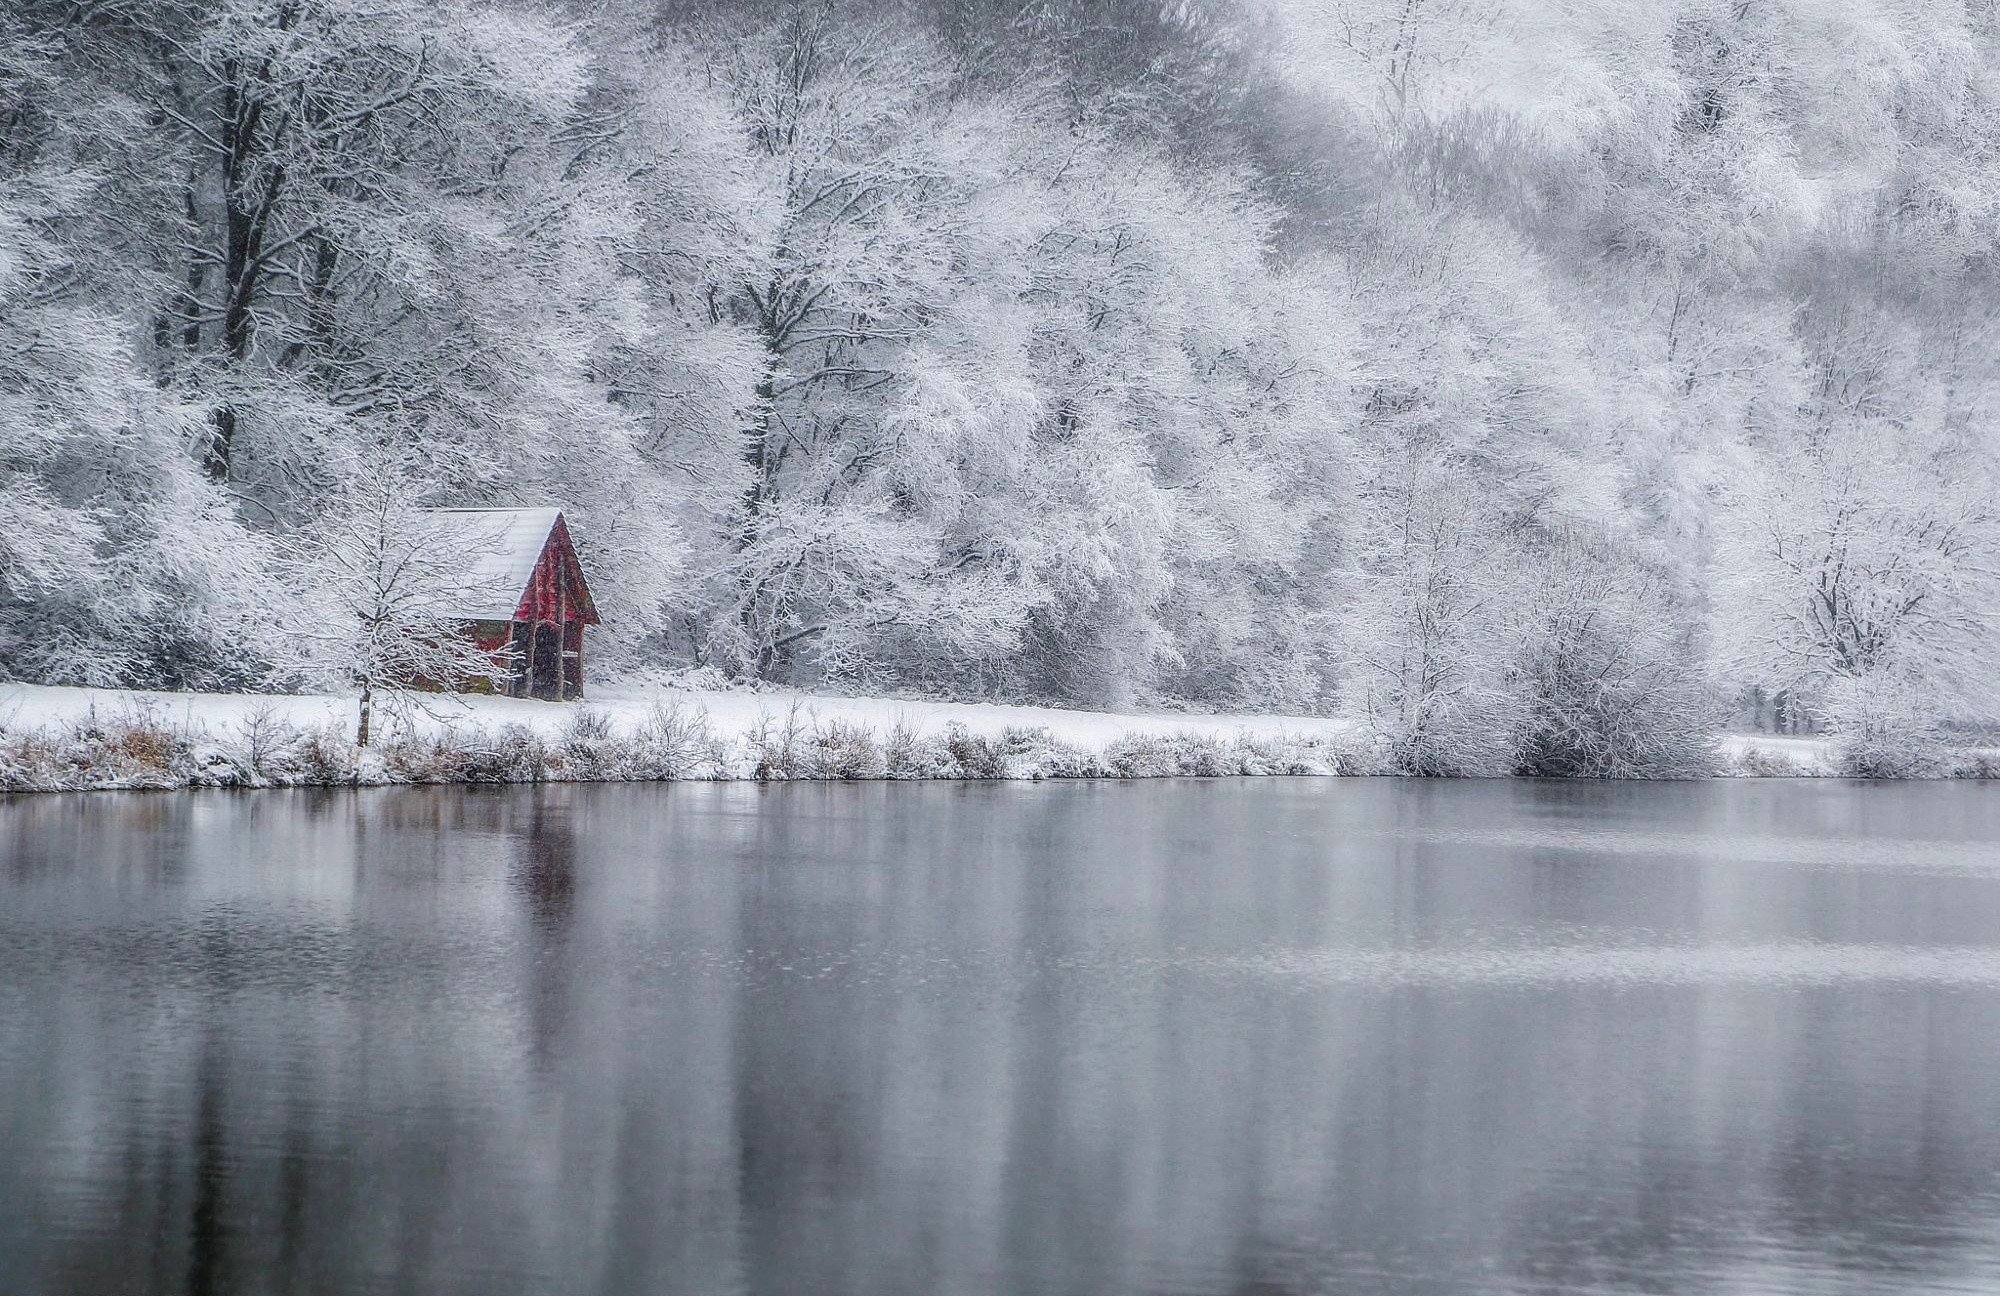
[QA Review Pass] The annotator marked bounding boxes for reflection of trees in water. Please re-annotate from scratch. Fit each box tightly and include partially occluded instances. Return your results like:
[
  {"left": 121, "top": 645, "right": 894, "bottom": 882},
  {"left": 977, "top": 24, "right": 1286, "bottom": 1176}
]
[
  {"left": 1, "top": 792, "right": 191, "bottom": 885},
  {"left": 512, "top": 790, "right": 578, "bottom": 1069},
  {"left": 1503, "top": 990, "right": 2000, "bottom": 1293},
  {"left": 11, "top": 784, "right": 2000, "bottom": 1294},
  {"left": 703, "top": 785, "right": 2000, "bottom": 1296},
  {"left": 184, "top": 1030, "right": 229, "bottom": 1296},
  {"left": 510, "top": 789, "right": 578, "bottom": 934}
]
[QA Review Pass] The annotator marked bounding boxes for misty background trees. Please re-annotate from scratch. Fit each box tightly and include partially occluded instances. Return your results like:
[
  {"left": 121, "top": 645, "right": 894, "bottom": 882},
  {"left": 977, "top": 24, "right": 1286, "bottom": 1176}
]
[{"left": 3, "top": 0, "right": 1997, "bottom": 773}]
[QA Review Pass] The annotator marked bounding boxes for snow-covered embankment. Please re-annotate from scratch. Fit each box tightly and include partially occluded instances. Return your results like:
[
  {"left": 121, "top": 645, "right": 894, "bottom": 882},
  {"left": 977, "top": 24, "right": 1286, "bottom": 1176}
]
[
  {"left": 1, "top": 682, "right": 1958, "bottom": 791},
  {"left": 0, "top": 682, "right": 1366, "bottom": 791}
]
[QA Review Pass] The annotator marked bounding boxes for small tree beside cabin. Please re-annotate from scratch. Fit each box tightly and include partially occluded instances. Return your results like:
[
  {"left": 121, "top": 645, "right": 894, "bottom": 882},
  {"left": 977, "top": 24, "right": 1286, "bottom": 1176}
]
[{"left": 282, "top": 496, "right": 601, "bottom": 747}]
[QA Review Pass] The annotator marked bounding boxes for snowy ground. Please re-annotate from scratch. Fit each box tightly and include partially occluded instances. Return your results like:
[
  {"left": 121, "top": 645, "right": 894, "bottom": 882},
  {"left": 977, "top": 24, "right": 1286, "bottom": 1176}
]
[
  {"left": 0, "top": 680, "right": 1387, "bottom": 789},
  {"left": 0, "top": 680, "right": 1354, "bottom": 750},
  {"left": 1716, "top": 731, "right": 1836, "bottom": 774},
  {"left": 0, "top": 683, "right": 1848, "bottom": 760},
  {"left": 0, "top": 679, "right": 1871, "bottom": 782}
]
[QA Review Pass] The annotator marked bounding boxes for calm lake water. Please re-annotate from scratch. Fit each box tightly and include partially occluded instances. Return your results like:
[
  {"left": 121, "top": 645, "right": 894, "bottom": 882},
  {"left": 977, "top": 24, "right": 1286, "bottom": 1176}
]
[{"left": 5, "top": 779, "right": 2000, "bottom": 1295}]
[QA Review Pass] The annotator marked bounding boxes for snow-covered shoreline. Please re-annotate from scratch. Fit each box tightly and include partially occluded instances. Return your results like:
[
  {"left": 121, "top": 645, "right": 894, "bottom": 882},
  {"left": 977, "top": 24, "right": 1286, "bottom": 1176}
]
[
  {"left": 0, "top": 680, "right": 1353, "bottom": 751},
  {"left": 0, "top": 681, "right": 1375, "bottom": 791},
  {"left": 0, "top": 680, "right": 1952, "bottom": 793}
]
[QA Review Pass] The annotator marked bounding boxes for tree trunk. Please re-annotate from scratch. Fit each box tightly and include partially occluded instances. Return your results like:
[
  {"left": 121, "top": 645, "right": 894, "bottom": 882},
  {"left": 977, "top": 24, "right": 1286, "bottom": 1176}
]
[
  {"left": 203, "top": 405, "right": 237, "bottom": 482},
  {"left": 200, "top": 58, "right": 285, "bottom": 483}
]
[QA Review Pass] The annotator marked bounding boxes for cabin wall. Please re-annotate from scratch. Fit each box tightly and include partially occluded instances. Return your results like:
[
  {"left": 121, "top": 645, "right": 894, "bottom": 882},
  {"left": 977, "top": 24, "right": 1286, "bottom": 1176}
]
[
  {"left": 394, "top": 620, "right": 514, "bottom": 695},
  {"left": 511, "top": 528, "right": 593, "bottom": 701},
  {"left": 509, "top": 613, "right": 585, "bottom": 703}
]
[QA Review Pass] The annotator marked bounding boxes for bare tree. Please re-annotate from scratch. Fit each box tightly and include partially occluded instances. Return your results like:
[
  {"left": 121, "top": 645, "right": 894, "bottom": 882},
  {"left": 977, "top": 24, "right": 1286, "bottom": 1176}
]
[{"left": 278, "top": 463, "right": 512, "bottom": 745}]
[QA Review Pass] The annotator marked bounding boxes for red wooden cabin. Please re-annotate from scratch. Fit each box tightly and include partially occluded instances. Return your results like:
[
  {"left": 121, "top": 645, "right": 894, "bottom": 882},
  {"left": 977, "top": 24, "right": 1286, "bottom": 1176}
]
[{"left": 421, "top": 508, "right": 599, "bottom": 701}]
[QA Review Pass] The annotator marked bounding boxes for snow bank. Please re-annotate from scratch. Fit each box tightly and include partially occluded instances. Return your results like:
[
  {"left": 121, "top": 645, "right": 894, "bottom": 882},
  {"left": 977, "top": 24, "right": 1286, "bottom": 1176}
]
[
  {"left": 0, "top": 681, "right": 1351, "bottom": 746},
  {"left": 1718, "top": 733, "right": 1836, "bottom": 776},
  {"left": 2, "top": 684, "right": 1991, "bottom": 792},
  {"left": 0, "top": 682, "right": 1369, "bottom": 792},
  {"left": 1717, "top": 732, "right": 2000, "bottom": 778}
]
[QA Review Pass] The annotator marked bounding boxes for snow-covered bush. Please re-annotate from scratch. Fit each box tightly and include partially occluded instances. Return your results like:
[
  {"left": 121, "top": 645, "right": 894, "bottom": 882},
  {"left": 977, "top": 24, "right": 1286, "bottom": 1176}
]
[
  {"left": 0, "top": 704, "right": 200, "bottom": 790},
  {"left": 1729, "top": 745, "right": 1819, "bottom": 778},
  {"left": 941, "top": 723, "right": 1008, "bottom": 779},
  {"left": 823, "top": 721, "right": 894, "bottom": 779},
  {"left": 883, "top": 723, "right": 959, "bottom": 779},
  {"left": 555, "top": 709, "right": 624, "bottom": 781},
  {"left": 1510, "top": 538, "right": 1719, "bottom": 779},
  {"left": 627, "top": 704, "right": 727, "bottom": 780},
  {"left": 1823, "top": 677, "right": 1956, "bottom": 780},
  {"left": 0, "top": 703, "right": 1371, "bottom": 790},
  {"left": 993, "top": 727, "right": 1108, "bottom": 779},
  {"left": 1954, "top": 750, "right": 2000, "bottom": 780},
  {"left": 1105, "top": 733, "right": 1227, "bottom": 777}
]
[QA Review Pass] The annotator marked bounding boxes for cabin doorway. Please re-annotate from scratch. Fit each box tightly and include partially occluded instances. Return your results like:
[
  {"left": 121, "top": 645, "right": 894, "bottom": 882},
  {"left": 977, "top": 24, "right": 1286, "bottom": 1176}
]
[{"left": 530, "top": 622, "right": 562, "bottom": 701}]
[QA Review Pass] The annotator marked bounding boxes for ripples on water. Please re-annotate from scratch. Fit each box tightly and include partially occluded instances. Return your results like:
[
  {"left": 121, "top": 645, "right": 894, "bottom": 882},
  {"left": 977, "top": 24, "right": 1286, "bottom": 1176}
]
[{"left": 2, "top": 778, "right": 2000, "bottom": 1295}]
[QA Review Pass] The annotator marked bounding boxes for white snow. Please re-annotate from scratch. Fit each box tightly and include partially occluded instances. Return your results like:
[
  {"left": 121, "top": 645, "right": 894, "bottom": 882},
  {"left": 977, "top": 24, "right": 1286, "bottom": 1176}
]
[
  {"left": 4, "top": 682, "right": 1971, "bottom": 782},
  {"left": 0, "top": 681, "right": 1354, "bottom": 749},
  {"left": 1718, "top": 733, "right": 1834, "bottom": 771}
]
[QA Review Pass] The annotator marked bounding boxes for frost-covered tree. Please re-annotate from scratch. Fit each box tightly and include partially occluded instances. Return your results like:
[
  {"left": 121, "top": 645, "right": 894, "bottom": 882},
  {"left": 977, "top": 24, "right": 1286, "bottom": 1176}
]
[
  {"left": 667, "top": 5, "right": 1048, "bottom": 685},
  {"left": 1299, "top": 0, "right": 1510, "bottom": 124},
  {"left": 0, "top": 9, "right": 277, "bottom": 687},
  {"left": 1334, "top": 207, "right": 1635, "bottom": 773},
  {"left": 5, "top": 0, "right": 2000, "bottom": 767},
  {"left": 1003, "top": 141, "right": 1353, "bottom": 709},
  {"left": 277, "top": 461, "right": 512, "bottom": 745},
  {"left": 1511, "top": 532, "right": 1717, "bottom": 778},
  {"left": 113, "top": 0, "right": 604, "bottom": 492},
  {"left": 1718, "top": 414, "right": 2000, "bottom": 740}
]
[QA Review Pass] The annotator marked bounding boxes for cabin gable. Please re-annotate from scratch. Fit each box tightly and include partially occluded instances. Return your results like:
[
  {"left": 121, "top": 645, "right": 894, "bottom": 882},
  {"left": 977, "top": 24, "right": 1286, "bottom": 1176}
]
[{"left": 513, "top": 515, "right": 599, "bottom": 627}]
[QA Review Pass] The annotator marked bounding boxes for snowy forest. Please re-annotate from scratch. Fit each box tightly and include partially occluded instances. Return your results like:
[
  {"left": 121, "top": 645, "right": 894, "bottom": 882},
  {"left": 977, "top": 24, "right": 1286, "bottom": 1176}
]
[{"left": 4, "top": 0, "right": 1999, "bottom": 776}]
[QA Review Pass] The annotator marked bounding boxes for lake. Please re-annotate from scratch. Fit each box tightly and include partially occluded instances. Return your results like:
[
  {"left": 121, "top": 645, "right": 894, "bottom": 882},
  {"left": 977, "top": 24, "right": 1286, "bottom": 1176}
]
[{"left": 4, "top": 779, "right": 2000, "bottom": 1295}]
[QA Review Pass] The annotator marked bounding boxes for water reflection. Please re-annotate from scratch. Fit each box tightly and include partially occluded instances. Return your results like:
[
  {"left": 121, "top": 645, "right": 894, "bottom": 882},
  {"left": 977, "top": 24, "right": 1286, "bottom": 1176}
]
[
  {"left": 2, "top": 780, "right": 2000, "bottom": 1295},
  {"left": 513, "top": 794, "right": 577, "bottom": 1070}
]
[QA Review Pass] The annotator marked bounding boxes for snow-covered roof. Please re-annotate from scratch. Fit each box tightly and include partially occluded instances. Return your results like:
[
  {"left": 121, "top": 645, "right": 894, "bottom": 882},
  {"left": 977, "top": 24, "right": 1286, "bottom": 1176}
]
[{"left": 418, "top": 507, "right": 563, "bottom": 621}]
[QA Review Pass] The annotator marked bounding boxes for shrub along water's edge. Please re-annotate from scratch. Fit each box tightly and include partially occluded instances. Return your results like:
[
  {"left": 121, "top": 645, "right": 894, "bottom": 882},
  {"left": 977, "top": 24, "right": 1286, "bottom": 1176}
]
[
  {"left": 1, "top": 703, "right": 1993, "bottom": 792},
  {"left": 0, "top": 702, "right": 1381, "bottom": 792}
]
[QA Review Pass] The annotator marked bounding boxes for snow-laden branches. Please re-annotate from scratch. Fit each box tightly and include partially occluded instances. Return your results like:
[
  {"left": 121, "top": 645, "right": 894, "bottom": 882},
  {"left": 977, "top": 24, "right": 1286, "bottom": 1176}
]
[
  {"left": 4, "top": 0, "right": 2000, "bottom": 772},
  {"left": 274, "top": 460, "right": 513, "bottom": 745}
]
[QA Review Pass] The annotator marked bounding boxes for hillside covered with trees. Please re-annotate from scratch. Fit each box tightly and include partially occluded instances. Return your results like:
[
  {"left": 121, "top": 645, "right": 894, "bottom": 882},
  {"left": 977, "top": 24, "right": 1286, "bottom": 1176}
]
[{"left": 4, "top": 0, "right": 1998, "bottom": 775}]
